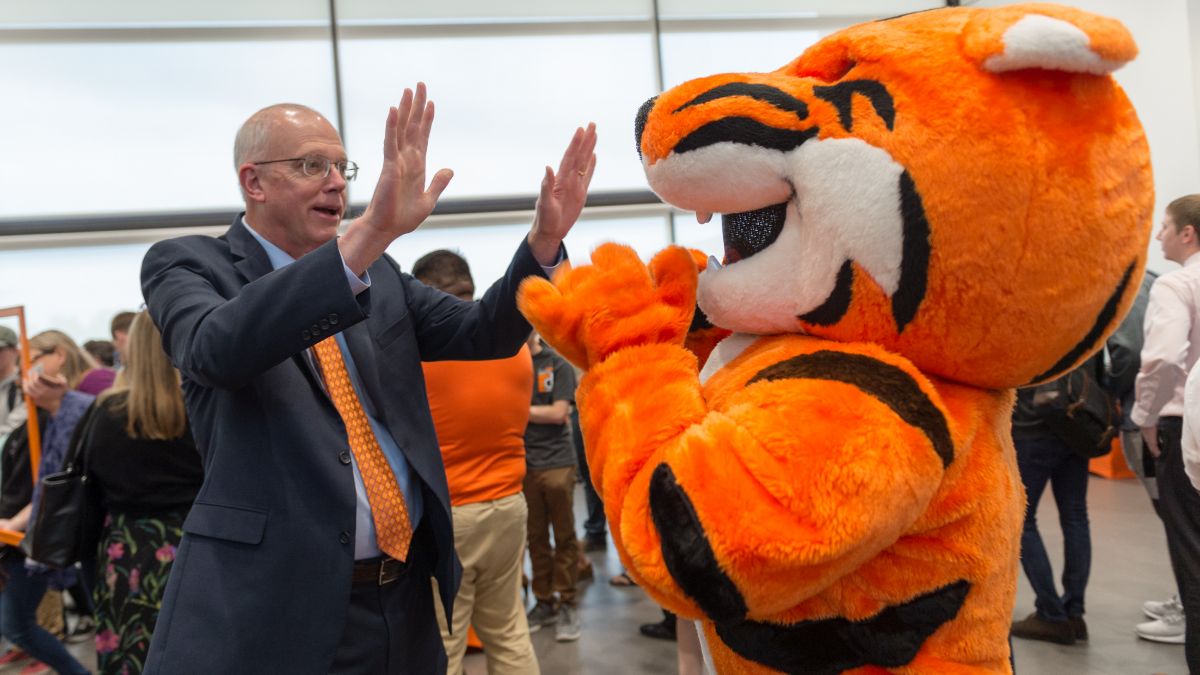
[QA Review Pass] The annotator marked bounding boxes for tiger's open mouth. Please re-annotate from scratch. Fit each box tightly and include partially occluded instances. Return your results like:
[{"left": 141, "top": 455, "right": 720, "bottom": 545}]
[{"left": 720, "top": 202, "right": 789, "bottom": 265}]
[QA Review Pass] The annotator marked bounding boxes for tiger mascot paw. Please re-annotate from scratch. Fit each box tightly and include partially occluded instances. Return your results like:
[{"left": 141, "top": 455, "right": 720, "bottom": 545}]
[{"left": 518, "top": 243, "right": 697, "bottom": 370}]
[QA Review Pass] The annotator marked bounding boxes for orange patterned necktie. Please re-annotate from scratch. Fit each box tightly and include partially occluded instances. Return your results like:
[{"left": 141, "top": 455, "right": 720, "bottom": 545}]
[{"left": 312, "top": 336, "right": 413, "bottom": 561}]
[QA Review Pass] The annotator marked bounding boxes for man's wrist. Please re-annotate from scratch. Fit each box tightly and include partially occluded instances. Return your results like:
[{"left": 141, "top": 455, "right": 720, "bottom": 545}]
[
  {"left": 527, "top": 231, "right": 563, "bottom": 267},
  {"left": 339, "top": 220, "right": 388, "bottom": 276}
]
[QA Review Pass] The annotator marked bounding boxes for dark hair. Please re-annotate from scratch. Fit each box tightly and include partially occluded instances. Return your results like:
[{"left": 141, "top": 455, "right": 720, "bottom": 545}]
[
  {"left": 83, "top": 340, "right": 116, "bottom": 367},
  {"left": 412, "top": 250, "right": 472, "bottom": 292},
  {"left": 111, "top": 311, "right": 137, "bottom": 336}
]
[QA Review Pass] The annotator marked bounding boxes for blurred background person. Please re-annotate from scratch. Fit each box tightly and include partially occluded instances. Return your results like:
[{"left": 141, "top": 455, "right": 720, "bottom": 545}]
[
  {"left": 522, "top": 330, "right": 581, "bottom": 643},
  {"left": 0, "top": 326, "right": 27, "bottom": 445},
  {"left": 30, "top": 330, "right": 114, "bottom": 397},
  {"left": 1008, "top": 354, "right": 1107, "bottom": 645},
  {"left": 109, "top": 312, "right": 136, "bottom": 371},
  {"left": 81, "top": 311, "right": 202, "bottom": 675},
  {"left": 0, "top": 329, "right": 96, "bottom": 675},
  {"left": 84, "top": 340, "right": 116, "bottom": 369},
  {"left": 29, "top": 331, "right": 114, "bottom": 640},
  {"left": 415, "top": 250, "right": 540, "bottom": 675}
]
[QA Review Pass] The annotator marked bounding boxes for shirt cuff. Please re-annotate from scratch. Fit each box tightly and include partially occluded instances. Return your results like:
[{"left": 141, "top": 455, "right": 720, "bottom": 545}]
[
  {"left": 1131, "top": 408, "right": 1154, "bottom": 428},
  {"left": 342, "top": 260, "right": 372, "bottom": 295},
  {"left": 540, "top": 246, "right": 567, "bottom": 278}
]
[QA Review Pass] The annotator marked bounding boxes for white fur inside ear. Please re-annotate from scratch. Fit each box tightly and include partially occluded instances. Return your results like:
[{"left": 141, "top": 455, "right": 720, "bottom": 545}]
[{"left": 984, "top": 14, "right": 1123, "bottom": 75}]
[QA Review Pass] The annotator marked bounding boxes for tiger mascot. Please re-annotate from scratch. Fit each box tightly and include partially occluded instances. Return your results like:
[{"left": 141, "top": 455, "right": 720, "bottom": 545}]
[{"left": 519, "top": 4, "right": 1152, "bottom": 673}]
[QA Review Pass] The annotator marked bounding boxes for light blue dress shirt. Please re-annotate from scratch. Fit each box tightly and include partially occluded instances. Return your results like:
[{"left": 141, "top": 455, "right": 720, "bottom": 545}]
[{"left": 243, "top": 220, "right": 423, "bottom": 560}]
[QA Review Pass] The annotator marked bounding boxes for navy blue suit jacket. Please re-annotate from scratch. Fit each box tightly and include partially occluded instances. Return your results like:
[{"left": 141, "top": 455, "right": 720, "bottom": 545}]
[{"left": 140, "top": 218, "right": 543, "bottom": 673}]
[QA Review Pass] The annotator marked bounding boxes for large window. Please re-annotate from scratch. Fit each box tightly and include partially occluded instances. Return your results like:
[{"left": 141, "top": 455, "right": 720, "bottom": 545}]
[
  {"left": 337, "top": 29, "right": 658, "bottom": 201},
  {"left": 1, "top": 36, "right": 338, "bottom": 219},
  {"left": 1, "top": 0, "right": 950, "bottom": 340}
]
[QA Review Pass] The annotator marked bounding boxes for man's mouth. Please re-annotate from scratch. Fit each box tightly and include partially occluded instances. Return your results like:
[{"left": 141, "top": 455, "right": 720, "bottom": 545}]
[
  {"left": 313, "top": 206, "right": 342, "bottom": 220},
  {"left": 707, "top": 201, "right": 788, "bottom": 268}
]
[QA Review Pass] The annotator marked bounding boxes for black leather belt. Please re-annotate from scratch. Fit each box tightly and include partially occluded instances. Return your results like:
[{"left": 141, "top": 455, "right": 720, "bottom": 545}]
[{"left": 352, "top": 557, "right": 406, "bottom": 586}]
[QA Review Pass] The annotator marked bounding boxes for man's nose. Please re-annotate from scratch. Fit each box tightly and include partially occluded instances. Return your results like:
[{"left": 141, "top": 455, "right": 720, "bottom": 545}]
[{"left": 325, "top": 168, "right": 347, "bottom": 191}]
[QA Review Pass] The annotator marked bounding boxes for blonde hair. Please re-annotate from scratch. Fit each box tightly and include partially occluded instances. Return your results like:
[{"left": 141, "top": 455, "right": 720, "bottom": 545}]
[
  {"left": 102, "top": 312, "right": 187, "bottom": 440},
  {"left": 29, "top": 330, "right": 95, "bottom": 390}
]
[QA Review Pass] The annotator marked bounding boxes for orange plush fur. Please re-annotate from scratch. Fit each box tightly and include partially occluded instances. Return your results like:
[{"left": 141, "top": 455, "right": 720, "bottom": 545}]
[{"left": 520, "top": 5, "right": 1152, "bottom": 674}]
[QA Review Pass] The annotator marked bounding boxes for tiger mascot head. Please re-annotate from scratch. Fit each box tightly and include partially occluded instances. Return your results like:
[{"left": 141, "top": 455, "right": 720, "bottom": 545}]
[{"left": 636, "top": 2, "right": 1152, "bottom": 389}]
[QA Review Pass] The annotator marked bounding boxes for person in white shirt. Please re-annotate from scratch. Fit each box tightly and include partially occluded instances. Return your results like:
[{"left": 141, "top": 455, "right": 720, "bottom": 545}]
[{"left": 1131, "top": 194, "right": 1200, "bottom": 665}]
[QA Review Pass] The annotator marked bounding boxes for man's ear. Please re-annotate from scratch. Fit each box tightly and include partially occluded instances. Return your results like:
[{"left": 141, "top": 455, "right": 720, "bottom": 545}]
[{"left": 239, "top": 163, "right": 267, "bottom": 203}]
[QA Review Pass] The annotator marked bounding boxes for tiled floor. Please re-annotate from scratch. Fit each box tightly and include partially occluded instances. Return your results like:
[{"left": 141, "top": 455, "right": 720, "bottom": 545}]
[{"left": 42, "top": 475, "right": 1188, "bottom": 674}]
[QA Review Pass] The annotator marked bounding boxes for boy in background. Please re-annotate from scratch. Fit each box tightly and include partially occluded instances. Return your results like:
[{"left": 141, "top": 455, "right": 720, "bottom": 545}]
[{"left": 523, "top": 331, "right": 581, "bottom": 642}]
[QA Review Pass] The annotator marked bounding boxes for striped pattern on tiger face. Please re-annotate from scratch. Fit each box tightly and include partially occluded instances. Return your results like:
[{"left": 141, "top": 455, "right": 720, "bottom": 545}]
[{"left": 635, "top": 4, "right": 1153, "bottom": 389}]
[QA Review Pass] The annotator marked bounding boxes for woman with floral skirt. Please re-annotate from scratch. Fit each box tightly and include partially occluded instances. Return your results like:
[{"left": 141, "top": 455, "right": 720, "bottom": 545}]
[{"left": 81, "top": 312, "right": 202, "bottom": 674}]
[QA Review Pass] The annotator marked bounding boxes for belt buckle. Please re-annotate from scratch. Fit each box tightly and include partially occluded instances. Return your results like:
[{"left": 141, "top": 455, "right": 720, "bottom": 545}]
[{"left": 378, "top": 557, "right": 402, "bottom": 586}]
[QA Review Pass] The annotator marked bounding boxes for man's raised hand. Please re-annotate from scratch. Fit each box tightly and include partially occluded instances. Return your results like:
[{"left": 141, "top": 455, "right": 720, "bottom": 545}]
[
  {"left": 341, "top": 83, "right": 454, "bottom": 274},
  {"left": 527, "top": 123, "right": 598, "bottom": 266}
]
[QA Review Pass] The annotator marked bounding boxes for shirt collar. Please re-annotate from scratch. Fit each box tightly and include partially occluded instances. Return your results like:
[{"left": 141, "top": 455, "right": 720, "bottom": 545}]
[{"left": 241, "top": 216, "right": 296, "bottom": 271}]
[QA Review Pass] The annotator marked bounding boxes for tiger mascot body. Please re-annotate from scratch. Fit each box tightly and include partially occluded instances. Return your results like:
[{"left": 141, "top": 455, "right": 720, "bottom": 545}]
[{"left": 519, "top": 4, "right": 1152, "bottom": 674}]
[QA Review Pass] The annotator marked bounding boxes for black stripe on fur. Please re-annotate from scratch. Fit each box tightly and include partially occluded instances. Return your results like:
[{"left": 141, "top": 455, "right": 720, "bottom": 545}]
[{"left": 749, "top": 350, "right": 953, "bottom": 468}]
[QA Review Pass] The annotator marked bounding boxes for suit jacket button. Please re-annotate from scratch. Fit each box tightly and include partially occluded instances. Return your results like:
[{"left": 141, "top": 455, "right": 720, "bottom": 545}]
[
  {"left": 312, "top": 323, "right": 321, "bottom": 335},
  {"left": 319, "top": 319, "right": 330, "bottom": 331},
  {"left": 338, "top": 450, "right": 352, "bottom": 465},
  {"left": 339, "top": 531, "right": 351, "bottom": 545},
  {"left": 328, "top": 313, "right": 339, "bottom": 325},
  {"left": 301, "top": 329, "right": 311, "bottom": 340}
]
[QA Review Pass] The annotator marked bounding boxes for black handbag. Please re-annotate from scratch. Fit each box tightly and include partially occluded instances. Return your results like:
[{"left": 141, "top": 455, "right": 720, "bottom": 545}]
[
  {"left": 21, "top": 403, "right": 104, "bottom": 569},
  {"left": 1030, "top": 355, "right": 1119, "bottom": 459}
]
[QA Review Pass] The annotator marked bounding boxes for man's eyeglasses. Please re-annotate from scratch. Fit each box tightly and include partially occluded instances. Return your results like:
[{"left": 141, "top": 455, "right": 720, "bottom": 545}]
[{"left": 253, "top": 154, "right": 358, "bottom": 181}]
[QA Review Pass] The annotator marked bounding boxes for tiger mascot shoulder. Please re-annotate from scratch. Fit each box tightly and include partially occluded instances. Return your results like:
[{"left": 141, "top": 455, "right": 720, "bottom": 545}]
[{"left": 520, "top": 4, "right": 1152, "bottom": 673}]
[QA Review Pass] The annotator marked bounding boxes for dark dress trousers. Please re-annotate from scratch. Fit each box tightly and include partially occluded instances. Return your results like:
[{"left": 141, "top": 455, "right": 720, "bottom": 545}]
[{"left": 140, "top": 217, "right": 543, "bottom": 674}]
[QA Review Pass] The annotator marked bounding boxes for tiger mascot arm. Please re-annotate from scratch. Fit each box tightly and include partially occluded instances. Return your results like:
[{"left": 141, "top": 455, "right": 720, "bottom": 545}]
[{"left": 519, "top": 243, "right": 951, "bottom": 621}]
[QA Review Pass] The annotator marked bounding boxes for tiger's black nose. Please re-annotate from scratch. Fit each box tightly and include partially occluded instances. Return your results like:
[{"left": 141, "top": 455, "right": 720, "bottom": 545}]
[{"left": 634, "top": 95, "right": 658, "bottom": 160}]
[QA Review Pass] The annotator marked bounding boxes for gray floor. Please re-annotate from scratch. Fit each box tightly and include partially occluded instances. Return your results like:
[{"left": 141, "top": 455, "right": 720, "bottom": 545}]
[
  {"left": 464, "top": 476, "right": 1188, "bottom": 675},
  {"left": 42, "top": 476, "right": 1187, "bottom": 674}
]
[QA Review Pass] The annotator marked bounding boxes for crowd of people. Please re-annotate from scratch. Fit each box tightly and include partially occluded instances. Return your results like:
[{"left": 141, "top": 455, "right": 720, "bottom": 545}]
[
  {"left": 1007, "top": 195, "right": 1200, "bottom": 675},
  {"left": 0, "top": 299, "right": 605, "bottom": 675},
  {"left": 0, "top": 311, "right": 202, "bottom": 675},
  {"left": 0, "top": 83, "right": 1195, "bottom": 675}
]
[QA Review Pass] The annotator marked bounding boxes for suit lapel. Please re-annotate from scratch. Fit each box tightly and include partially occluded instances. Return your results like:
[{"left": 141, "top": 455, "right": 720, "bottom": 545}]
[
  {"left": 227, "top": 217, "right": 274, "bottom": 285},
  {"left": 227, "top": 216, "right": 328, "bottom": 398}
]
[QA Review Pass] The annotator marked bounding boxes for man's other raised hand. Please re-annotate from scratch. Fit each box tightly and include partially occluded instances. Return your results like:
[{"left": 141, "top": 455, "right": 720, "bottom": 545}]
[
  {"left": 341, "top": 82, "right": 454, "bottom": 274},
  {"left": 528, "top": 124, "right": 598, "bottom": 266}
]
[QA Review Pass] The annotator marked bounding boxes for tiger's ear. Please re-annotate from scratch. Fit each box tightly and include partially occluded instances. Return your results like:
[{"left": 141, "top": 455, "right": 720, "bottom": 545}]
[{"left": 962, "top": 3, "right": 1136, "bottom": 75}]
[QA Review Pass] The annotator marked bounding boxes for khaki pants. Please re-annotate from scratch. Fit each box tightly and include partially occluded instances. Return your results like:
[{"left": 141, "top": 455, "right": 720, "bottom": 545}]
[
  {"left": 434, "top": 493, "right": 538, "bottom": 675},
  {"left": 524, "top": 466, "right": 578, "bottom": 607}
]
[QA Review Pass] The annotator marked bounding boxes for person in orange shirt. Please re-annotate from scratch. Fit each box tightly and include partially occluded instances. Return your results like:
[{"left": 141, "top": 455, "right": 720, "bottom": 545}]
[{"left": 415, "top": 250, "right": 540, "bottom": 675}]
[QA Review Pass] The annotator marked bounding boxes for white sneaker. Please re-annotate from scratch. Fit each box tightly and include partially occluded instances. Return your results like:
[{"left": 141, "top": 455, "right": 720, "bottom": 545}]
[
  {"left": 1135, "top": 614, "right": 1186, "bottom": 644},
  {"left": 1143, "top": 595, "right": 1184, "bottom": 620},
  {"left": 555, "top": 605, "right": 581, "bottom": 642}
]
